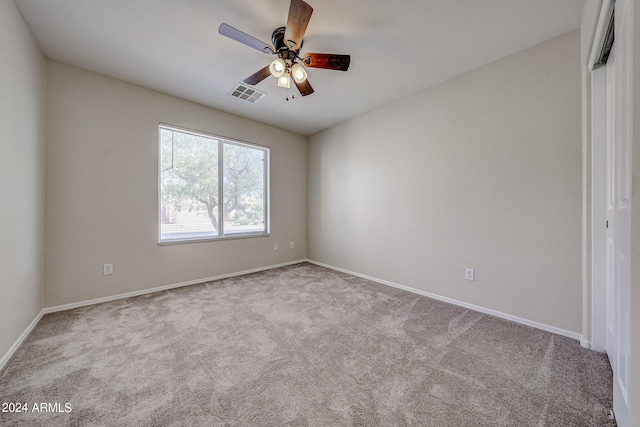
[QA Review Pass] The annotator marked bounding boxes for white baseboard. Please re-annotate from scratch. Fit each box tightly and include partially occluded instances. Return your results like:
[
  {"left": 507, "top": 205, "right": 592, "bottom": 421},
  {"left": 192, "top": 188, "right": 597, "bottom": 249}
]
[
  {"left": 306, "top": 259, "right": 583, "bottom": 342},
  {"left": 0, "top": 310, "right": 45, "bottom": 373},
  {"left": 43, "top": 259, "right": 308, "bottom": 314},
  {"left": 1, "top": 259, "right": 307, "bottom": 372},
  {"left": 580, "top": 338, "right": 593, "bottom": 349},
  {"left": 2, "top": 258, "right": 585, "bottom": 372}
]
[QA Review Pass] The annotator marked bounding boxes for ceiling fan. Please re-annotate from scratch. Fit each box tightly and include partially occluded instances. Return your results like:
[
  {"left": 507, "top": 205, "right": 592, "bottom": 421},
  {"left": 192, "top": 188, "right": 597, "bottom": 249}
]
[{"left": 218, "top": 0, "right": 350, "bottom": 98}]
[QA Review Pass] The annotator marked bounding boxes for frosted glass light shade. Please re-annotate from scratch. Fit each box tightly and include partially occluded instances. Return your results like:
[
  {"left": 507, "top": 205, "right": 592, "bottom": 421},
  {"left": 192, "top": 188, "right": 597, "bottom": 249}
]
[
  {"left": 269, "top": 58, "right": 286, "bottom": 78},
  {"left": 277, "top": 73, "right": 291, "bottom": 88},
  {"left": 291, "top": 63, "right": 307, "bottom": 83}
]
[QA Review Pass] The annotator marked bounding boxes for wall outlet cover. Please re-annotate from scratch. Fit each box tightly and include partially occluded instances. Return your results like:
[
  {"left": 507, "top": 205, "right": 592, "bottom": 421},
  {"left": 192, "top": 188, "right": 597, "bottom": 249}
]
[
  {"left": 465, "top": 268, "right": 475, "bottom": 281},
  {"left": 103, "top": 264, "right": 113, "bottom": 275}
]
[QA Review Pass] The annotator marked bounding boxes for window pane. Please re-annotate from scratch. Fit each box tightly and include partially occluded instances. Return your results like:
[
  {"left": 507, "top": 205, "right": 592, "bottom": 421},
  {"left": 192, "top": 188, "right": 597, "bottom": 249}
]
[
  {"left": 160, "top": 128, "right": 219, "bottom": 241},
  {"left": 223, "top": 142, "right": 266, "bottom": 234}
]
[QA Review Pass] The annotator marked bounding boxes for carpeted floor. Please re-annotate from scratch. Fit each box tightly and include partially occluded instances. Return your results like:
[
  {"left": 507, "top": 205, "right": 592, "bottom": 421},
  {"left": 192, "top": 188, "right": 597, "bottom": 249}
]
[{"left": 0, "top": 263, "right": 615, "bottom": 426}]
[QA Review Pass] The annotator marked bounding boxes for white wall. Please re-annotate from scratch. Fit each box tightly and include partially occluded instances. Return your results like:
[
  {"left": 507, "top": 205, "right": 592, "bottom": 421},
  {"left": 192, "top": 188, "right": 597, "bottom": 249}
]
[
  {"left": 45, "top": 61, "right": 307, "bottom": 307},
  {"left": 308, "top": 30, "right": 583, "bottom": 334},
  {"left": 0, "top": 0, "right": 46, "bottom": 359}
]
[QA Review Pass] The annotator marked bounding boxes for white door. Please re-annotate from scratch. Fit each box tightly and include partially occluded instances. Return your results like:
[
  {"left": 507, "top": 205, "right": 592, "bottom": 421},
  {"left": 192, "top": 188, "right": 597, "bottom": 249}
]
[{"left": 605, "top": 0, "right": 632, "bottom": 423}]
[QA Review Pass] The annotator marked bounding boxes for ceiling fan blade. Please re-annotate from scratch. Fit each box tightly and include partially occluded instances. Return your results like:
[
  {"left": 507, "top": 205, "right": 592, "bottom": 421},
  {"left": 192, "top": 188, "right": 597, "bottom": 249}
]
[
  {"left": 218, "top": 23, "right": 274, "bottom": 54},
  {"left": 293, "top": 78, "right": 314, "bottom": 96},
  {"left": 284, "top": 0, "right": 313, "bottom": 50},
  {"left": 303, "top": 53, "right": 350, "bottom": 71},
  {"left": 243, "top": 65, "right": 272, "bottom": 85}
]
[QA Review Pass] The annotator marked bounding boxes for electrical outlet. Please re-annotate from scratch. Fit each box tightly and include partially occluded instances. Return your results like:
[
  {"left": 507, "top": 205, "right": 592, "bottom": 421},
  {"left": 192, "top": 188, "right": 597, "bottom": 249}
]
[
  {"left": 104, "top": 264, "right": 113, "bottom": 275},
  {"left": 465, "top": 268, "right": 475, "bottom": 281},
  {"left": 273, "top": 243, "right": 278, "bottom": 251},
  {"left": 290, "top": 242, "right": 294, "bottom": 249}
]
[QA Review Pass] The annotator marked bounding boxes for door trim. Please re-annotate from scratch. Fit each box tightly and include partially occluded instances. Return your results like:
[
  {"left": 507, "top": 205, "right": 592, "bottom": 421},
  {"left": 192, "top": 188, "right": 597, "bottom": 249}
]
[{"left": 590, "top": 65, "right": 607, "bottom": 353}]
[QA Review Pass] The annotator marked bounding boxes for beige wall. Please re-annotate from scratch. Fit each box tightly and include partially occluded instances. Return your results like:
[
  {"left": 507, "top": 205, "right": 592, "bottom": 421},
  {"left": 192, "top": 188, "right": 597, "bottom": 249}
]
[
  {"left": 45, "top": 61, "right": 307, "bottom": 307},
  {"left": 308, "top": 30, "right": 583, "bottom": 334},
  {"left": 0, "top": 0, "right": 46, "bottom": 358}
]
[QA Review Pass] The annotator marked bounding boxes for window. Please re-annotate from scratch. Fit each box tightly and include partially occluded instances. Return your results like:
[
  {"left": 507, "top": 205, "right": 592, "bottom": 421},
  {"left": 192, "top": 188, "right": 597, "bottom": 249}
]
[{"left": 159, "top": 125, "right": 269, "bottom": 243}]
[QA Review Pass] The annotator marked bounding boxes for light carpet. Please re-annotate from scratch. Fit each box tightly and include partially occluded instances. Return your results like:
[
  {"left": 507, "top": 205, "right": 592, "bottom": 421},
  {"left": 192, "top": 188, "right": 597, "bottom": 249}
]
[{"left": 0, "top": 263, "right": 615, "bottom": 426}]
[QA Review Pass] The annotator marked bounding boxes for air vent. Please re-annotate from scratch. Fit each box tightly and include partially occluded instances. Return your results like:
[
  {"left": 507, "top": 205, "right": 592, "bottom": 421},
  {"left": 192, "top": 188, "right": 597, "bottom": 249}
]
[{"left": 229, "top": 83, "right": 266, "bottom": 103}]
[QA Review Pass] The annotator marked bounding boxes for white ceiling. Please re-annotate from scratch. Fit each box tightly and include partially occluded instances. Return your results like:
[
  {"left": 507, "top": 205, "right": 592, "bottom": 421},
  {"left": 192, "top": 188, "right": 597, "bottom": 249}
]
[{"left": 15, "top": 0, "right": 584, "bottom": 136}]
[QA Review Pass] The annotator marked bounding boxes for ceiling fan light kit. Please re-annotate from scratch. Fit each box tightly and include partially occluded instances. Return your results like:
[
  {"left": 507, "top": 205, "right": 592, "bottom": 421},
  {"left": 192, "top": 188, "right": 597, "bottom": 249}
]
[{"left": 218, "top": 0, "right": 350, "bottom": 99}]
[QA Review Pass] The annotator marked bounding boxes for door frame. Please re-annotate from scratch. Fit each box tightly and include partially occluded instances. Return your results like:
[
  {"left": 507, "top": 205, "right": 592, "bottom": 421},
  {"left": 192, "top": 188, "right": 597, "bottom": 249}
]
[
  {"left": 590, "top": 65, "right": 607, "bottom": 353},
  {"left": 588, "top": 0, "right": 615, "bottom": 354},
  {"left": 588, "top": 0, "right": 633, "bottom": 424}
]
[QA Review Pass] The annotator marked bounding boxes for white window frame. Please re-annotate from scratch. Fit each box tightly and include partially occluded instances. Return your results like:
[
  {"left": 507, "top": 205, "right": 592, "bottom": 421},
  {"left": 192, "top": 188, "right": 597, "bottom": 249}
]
[{"left": 158, "top": 124, "right": 270, "bottom": 244}]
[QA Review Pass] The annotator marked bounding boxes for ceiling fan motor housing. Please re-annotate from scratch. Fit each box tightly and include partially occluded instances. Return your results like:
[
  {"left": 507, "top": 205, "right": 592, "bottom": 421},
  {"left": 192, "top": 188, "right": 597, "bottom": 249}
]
[{"left": 272, "top": 26, "right": 301, "bottom": 61}]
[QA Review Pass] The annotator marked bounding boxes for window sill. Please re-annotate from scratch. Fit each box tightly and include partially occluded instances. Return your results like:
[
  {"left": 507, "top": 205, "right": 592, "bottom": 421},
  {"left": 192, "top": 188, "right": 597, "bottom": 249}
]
[{"left": 158, "top": 232, "right": 270, "bottom": 245}]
